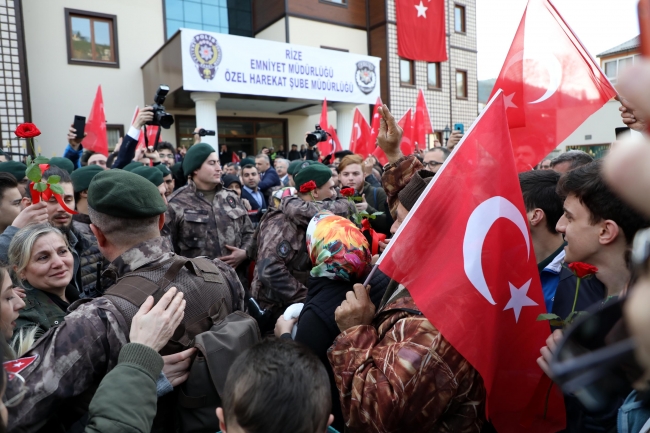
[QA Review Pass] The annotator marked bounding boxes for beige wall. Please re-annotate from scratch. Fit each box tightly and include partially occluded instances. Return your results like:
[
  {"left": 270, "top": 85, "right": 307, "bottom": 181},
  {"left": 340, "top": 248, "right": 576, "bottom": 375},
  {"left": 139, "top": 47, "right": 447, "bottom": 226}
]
[
  {"left": 288, "top": 17, "right": 368, "bottom": 55},
  {"left": 22, "top": 0, "right": 164, "bottom": 157},
  {"left": 558, "top": 99, "right": 623, "bottom": 151},
  {"left": 255, "top": 18, "right": 286, "bottom": 43}
]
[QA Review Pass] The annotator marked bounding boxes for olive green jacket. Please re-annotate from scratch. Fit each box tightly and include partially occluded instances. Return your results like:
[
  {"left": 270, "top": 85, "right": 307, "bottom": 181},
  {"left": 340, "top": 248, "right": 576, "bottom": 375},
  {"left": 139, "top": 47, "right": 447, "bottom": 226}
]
[{"left": 14, "top": 284, "right": 79, "bottom": 341}]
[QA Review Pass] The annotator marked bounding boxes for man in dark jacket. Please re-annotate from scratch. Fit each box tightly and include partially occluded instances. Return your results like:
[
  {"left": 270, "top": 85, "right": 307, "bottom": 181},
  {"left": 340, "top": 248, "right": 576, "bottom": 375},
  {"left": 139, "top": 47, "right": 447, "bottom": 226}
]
[
  {"left": 288, "top": 144, "right": 302, "bottom": 161},
  {"left": 255, "top": 153, "right": 281, "bottom": 198},
  {"left": 240, "top": 164, "right": 267, "bottom": 224}
]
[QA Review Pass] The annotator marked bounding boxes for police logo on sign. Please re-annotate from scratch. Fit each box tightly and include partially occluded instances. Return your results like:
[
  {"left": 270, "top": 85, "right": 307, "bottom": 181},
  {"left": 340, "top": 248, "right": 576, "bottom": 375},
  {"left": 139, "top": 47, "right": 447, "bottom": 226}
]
[
  {"left": 190, "top": 34, "right": 222, "bottom": 81},
  {"left": 355, "top": 61, "right": 377, "bottom": 95}
]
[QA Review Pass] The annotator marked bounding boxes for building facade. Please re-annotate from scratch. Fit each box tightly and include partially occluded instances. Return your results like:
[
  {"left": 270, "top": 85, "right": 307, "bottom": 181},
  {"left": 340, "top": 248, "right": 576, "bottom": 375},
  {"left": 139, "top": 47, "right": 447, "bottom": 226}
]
[{"left": 4, "top": 0, "right": 478, "bottom": 159}]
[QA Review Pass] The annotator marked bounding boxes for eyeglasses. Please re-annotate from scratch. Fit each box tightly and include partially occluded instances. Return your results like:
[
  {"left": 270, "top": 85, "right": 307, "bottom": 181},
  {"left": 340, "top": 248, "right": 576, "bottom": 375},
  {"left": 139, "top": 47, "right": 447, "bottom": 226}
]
[
  {"left": 423, "top": 161, "right": 443, "bottom": 169},
  {"left": 3, "top": 372, "right": 27, "bottom": 408},
  {"left": 159, "top": 152, "right": 174, "bottom": 159}
]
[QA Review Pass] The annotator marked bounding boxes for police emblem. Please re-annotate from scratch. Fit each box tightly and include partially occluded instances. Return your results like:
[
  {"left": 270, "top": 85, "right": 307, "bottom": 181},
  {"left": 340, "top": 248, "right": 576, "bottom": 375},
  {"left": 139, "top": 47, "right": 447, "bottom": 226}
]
[
  {"left": 355, "top": 61, "right": 377, "bottom": 95},
  {"left": 227, "top": 196, "right": 237, "bottom": 208},
  {"left": 190, "top": 34, "right": 222, "bottom": 81},
  {"left": 300, "top": 162, "right": 310, "bottom": 169},
  {"left": 277, "top": 240, "right": 291, "bottom": 258}
]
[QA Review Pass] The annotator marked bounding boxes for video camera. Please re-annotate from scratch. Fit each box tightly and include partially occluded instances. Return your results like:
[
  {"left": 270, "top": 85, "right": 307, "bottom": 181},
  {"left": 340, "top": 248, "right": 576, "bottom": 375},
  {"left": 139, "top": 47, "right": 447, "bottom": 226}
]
[
  {"left": 197, "top": 128, "right": 216, "bottom": 137},
  {"left": 306, "top": 124, "right": 329, "bottom": 147},
  {"left": 146, "top": 85, "right": 174, "bottom": 129}
]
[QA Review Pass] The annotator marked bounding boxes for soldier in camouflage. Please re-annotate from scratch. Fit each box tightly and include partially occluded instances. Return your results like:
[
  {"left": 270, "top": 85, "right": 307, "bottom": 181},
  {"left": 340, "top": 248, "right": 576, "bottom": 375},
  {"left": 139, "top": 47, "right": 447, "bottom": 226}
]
[
  {"left": 7, "top": 169, "right": 245, "bottom": 433},
  {"left": 251, "top": 163, "right": 355, "bottom": 327},
  {"left": 166, "top": 143, "right": 255, "bottom": 286}
]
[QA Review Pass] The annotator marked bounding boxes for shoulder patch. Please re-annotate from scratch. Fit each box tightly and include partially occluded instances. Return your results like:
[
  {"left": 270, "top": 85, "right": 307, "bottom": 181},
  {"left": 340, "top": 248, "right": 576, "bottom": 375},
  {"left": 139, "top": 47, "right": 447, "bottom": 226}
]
[
  {"left": 4, "top": 355, "right": 38, "bottom": 379},
  {"left": 226, "top": 196, "right": 237, "bottom": 208},
  {"left": 277, "top": 240, "right": 291, "bottom": 258}
]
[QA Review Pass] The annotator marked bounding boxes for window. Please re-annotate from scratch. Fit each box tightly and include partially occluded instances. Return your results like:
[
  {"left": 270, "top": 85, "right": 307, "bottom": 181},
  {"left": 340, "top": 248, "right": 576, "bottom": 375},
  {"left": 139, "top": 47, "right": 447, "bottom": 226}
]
[
  {"left": 454, "top": 4, "right": 466, "bottom": 33},
  {"left": 604, "top": 55, "right": 638, "bottom": 84},
  {"left": 65, "top": 9, "right": 118, "bottom": 67},
  {"left": 400, "top": 59, "right": 415, "bottom": 86},
  {"left": 456, "top": 70, "right": 468, "bottom": 99},
  {"left": 427, "top": 62, "right": 441, "bottom": 89},
  {"left": 321, "top": 0, "right": 347, "bottom": 4},
  {"left": 164, "top": 0, "right": 252, "bottom": 40},
  {"left": 106, "top": 124, "right": 124, "bottom": 152}
]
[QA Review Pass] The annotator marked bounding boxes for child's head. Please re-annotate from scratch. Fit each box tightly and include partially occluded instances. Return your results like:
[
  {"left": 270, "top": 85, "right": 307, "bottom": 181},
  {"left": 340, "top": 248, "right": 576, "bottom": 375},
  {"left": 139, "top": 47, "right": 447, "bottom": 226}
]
[{"left": 217, "top": 339, "right": 333, "bottom": 433}]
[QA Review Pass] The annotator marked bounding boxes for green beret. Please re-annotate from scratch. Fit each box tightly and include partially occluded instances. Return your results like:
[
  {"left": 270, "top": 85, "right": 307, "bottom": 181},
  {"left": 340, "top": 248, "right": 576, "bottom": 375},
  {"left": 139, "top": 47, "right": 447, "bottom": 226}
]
[
  {"left": 155, "top": 164, "right": 172, "bottom": 177},
  {"left": 288, "top": 159, "right": 316, "bottom": 177},
  {"left": 294, "top": 163, "right": 332, "bottom": 190},
  {"left": 182, "top": 143, "right": 216, "bottom": 175},
  {"left": 49, "top": 157, "right": 74, "bottom": 174},
  {"left": 0, "top": 161, "right": 27, "bottom": 181},
  {"left": 132, "top": 165, "right": 164, "bottom": 187},
  {"left": 123, "top": 161, "right": 145, "bottom": 172},
  {"left": 239, "top": 157, "right": 255, "bottom": 168},
  {"left": 88, "top": 169, "right": 167, "bottom": 218},
  {"left": 70, "top": 165, "right": 104, "bottom": 193}
]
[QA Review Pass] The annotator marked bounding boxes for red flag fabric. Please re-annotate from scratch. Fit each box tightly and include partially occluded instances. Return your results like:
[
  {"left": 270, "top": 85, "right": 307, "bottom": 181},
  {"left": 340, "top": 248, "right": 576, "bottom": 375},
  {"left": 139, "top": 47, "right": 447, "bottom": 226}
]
[
  {"left": 130, "top": 107, "right": 160, "bottom": 150},
  {"left": 398, "top": 108, "right": 415, "bottom": 155},
  {"left": 372, "top": 145, "right": 389, "bottom": 166},
  {"left": 318, "top": 99, "right": 332, "bottom": 158},
  {"left": 413, "top": 89, "right": 433, "bottom": 151},
  {"left": 349, "top": 108, "right": 370, "bottom": 156},
  {"left": 232, "top": 152, "right": 240, "bottom": 163},
  {"left": 377, "top": 91, "right": 565, "bottom": 433},
  {"left": 396, "top": 0, "right": 447, "bottom": 62},
  {"left": 490, "top": 0, "right": 617, "bottom": 172},
  {"left": 327, "top": 125, "right": 342, "bottom": 155},
  {"left": 368, "top": 97, "right": 383, "bottom": 155},
  {"left": 84, "top": 86, "right": 108, "bottom": 156}
]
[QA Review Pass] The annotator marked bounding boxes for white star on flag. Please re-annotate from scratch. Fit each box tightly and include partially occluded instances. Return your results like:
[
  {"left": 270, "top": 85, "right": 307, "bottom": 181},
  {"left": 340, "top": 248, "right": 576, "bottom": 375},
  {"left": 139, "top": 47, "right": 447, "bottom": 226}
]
[
  {"left": 12, "top": 362, "right": 24, "bottom": 368},
  {"left": 415, "top": 1, "right": 428, "bottom": 18},
  {"left": 503, "top": 279, "right": 538, "bottom": 322},
  {"left": 504, "top": 93, "right": 518, "bottom": 110}
]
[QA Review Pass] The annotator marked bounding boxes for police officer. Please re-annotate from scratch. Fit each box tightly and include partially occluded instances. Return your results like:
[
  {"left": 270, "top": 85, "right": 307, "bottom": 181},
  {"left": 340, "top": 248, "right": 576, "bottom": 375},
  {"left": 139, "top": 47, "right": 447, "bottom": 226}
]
[
  {"left": 166, "top": 143, "right": 254, "bottom": 285},
  {"left": 7, "top": 169, "right": 244, "bottom": 432},
  {"left": 251, "top": 163, "right": 355, "bottom": 329}
]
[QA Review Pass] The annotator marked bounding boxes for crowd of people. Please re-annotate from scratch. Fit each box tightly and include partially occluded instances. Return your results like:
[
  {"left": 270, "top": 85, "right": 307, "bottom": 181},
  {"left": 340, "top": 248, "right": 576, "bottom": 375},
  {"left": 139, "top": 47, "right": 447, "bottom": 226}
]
[{"left": 0, "top": 64, "right": 648, "bottom": 433}]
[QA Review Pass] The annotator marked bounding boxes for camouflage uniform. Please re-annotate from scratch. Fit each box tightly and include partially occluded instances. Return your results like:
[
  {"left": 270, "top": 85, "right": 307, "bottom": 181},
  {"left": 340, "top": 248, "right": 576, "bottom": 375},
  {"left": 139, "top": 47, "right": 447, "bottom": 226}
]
[
  {"left": 251, "top": 195, "right": 355, "bottom": 316},
  {"left": 7, "top": 236, "right": 245, "bottom": 433},
  {"left": 165, "top": 180, "right": 255, "bottom": 275}
]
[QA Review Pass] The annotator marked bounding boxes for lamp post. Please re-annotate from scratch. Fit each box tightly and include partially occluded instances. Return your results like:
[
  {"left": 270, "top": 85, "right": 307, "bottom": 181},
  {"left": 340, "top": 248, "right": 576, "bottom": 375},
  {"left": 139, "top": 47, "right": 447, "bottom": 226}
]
[{"left": 443, "top": 125, "right": 451, "bottom": 146}]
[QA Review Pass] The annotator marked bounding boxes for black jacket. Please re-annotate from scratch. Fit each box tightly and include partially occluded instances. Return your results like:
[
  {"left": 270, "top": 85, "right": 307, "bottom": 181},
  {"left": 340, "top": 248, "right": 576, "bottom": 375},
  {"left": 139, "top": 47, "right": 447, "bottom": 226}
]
[
  {"left": 288, "top": 150, "right": 302, "bottom": 161},
  {"left": 241, "top": 187, "right": 267, "bottom": 224}
]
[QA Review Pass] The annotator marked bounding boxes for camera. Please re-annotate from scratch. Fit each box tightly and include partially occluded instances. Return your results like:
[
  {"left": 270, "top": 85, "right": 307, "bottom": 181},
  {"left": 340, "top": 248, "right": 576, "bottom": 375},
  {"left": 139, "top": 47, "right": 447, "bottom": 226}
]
[
  {"left": 146, "top": 85, "right": 174, "bottom": 129},
  {"left": 197, "top": 128, "right": 216, "bottom": 137},
  {"left": 306, "top": 124, "right": 329, "bottom": 147}
]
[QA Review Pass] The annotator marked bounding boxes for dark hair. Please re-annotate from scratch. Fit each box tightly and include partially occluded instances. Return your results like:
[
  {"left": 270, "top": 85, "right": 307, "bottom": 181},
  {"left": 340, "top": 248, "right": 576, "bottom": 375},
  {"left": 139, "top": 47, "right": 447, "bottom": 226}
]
[
  {"left": 551, "top": 150, "right": 593, "bottom": 171},
  {"left": 291, "top": 144, "right": 298, "bottom": 148},
  {"left": 222, "top": 339, "right": 330, "bottom": 433},
  {"left": 328, "top": 164, "right": 338, "bottom": 173},
  {"left": 519, "top": 170, "right": 563, "bottom": 233},
  {"left": 106, "top": 152, "right": 116, "bottom": 169},
  {"left": 80, "top": 150, "right": 96, "bottom": 167},
  {"left": 157, "top": 141, "right": 175, "bottom": 153},
  {"left": 0, "top": 172, "right": 18, "bottom": 201},
  {"left": 24, "top": 166, "right": 71, "bottom": 201},
  {"left": 242, "top": 164, "right": 257, "bottom": 172},
  {"left": 557, "top": 160, "right": 650, "bottom": 243}
]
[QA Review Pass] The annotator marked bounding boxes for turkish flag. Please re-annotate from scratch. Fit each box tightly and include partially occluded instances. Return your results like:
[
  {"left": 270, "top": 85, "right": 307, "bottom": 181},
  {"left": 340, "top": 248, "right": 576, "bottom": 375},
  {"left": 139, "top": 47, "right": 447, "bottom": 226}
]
[
  {"left": 327, "top": 125, "right": 342, "bottom": 155},
  {"left": 490, "top": 0, "right": 616, "bottom": 172},
  {"left": 398, "top": 108, "right": 415, "bottom": 155},
  {"left": 84, "top": 85, "right": 108, "bottom": 156},
  {"left": 317, "top": 98, "right": 333, "bottom": 158},
  {"left": 377, "top": 91, "right": 565, "bottom": 433},
  {"left": 396, "top": 0, "right": 447, "bottom": 62},
  {"left": 4, "top": 355, "right": 37, "bottom": 380},
  {"left": 131, "top": 106, "right": 160, "bottom": 151},
  {"left": 349, "top": 108, "right": 370, "bottom": 156},
  {"left": 413, "top": 89, "right": 433, "bottom": 151},
  {"left": 368, "top": 97, "right": 383, "bottom": 153}
]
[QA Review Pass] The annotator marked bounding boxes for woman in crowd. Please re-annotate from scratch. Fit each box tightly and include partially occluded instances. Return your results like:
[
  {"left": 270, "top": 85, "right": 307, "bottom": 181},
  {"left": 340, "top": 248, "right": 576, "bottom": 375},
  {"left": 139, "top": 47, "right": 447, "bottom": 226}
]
[
  {"left": 0, "top": 266, "right": 25, "bottom": 359},
  {"left": 7, "top": 224, "right": 77, "bottom": 341},
  {"left": 275, "top": 211, "right": 384, "bottom": 431}
]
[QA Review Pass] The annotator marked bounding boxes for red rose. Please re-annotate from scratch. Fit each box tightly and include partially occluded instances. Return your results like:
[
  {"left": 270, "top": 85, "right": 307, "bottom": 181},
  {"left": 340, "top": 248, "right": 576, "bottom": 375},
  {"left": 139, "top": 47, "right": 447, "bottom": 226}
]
[
  {"left": 568, "top": 262, "right": 598, "bottom": 279},
  {"left": 340, "top": 187, "right": 355, "bottom": 197},
  {"left": 14, "top": 123, "right": 41, "bottom": 139},
  {"left": 299, "top": 180, "right": 317, "bottom": 193}
]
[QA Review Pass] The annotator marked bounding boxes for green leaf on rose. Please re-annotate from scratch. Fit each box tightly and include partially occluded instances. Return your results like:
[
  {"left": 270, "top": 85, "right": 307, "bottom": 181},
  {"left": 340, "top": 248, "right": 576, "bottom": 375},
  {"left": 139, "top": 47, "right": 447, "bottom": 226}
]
[
  {"left": 49, "top": 183, "right": 64, "bottom": 195},
  {"left": 34, "top": 182, "right": 48, "bottom": 192},
  {"left": 371, "top": 212, "right": 384, "bottom": 216},
  {"left": 26, "top": 164, "right": 42, "bottom": 182},
  {"left": 537, "top": 313, "right": 562, "bottom": 322},
  {"left": 47, "top": 175, "right": 60, "bottom": 184},
  {"left": 33, "top": 156, "right": 49, "bottom": 164},
  {"left": 549, "top": 320, "right": 565, "bottom": 327},
  {"left": 26, "top": 155, "right": 32, "bottom": 165}
]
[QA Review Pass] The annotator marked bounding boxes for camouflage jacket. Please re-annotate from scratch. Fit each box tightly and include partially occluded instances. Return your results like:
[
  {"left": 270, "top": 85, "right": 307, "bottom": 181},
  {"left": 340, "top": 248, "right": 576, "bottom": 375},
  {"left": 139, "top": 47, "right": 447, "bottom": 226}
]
[
  {"left": 71, "top": 225, "right": 104, "bottom": 299},
  {"left": 250, "top": 195, "right": 355, "bottom": 313},
  {"left": 7, "top": 236, "right": 245, "bottom": 432},
  {"left": 166, "top": 180, "right": 255, "bottom": 259},
  {"left": 381, "top": 154, "right": 423, "bottom": 217},
  {"left": 327, "top": 288, "right": 486, "bottom": 433}
]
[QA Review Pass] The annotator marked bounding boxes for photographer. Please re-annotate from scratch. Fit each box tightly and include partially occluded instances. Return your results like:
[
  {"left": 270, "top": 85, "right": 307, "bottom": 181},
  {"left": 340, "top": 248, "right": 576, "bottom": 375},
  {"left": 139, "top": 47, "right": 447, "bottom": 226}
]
[{"left": 303, "top": 131, "right": 321, "bottom": 161}]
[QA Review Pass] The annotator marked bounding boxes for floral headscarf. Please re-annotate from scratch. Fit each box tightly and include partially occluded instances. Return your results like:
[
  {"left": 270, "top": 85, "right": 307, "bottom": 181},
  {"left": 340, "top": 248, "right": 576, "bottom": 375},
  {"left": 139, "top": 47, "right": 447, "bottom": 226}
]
[{"left": 306, "top": 211, "right": 372, "bottom": 281}]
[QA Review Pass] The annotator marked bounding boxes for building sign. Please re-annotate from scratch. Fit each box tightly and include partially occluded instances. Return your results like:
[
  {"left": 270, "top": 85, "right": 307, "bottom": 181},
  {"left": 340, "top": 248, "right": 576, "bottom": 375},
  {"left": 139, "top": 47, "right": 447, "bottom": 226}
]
[{"left": 181, "top": 29, "right": 381, "bottom": 104}]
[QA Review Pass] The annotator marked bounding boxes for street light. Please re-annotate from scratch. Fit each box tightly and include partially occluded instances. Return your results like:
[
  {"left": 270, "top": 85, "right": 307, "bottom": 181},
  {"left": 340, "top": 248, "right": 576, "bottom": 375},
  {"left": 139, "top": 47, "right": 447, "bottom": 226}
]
[{"left": 443, "top": 125, "right": 451, "bottom": 145}]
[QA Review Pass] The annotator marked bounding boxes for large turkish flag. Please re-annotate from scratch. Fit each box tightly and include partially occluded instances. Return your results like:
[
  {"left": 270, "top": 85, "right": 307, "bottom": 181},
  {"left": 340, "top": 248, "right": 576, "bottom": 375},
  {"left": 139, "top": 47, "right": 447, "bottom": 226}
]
[
  {"left": 413, "top": 89, "right": 433, "bottom": 151},
  {"left": 378, "top": 91, "right": 565, "bottom": 432},
  {"left": 490, "top": 0, "right": 616, "bottom": 172},
  {"left": 349, "top": 108, "right": 370, "bottom": 156},
  {"left": 398, "top": 108, "right": 415, "bottom": 155},
  {"left": 84, "top": 85, "right": 108, "bottom": 156},
  {"left": 396, "top": 0, "right": 447, "bottom": 62}
]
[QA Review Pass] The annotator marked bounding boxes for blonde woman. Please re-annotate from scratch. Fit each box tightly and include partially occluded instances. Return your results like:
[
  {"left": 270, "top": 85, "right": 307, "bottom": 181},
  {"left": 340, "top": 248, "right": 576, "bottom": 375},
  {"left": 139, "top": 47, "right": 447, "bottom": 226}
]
[
  {"left": 0, "top": 266, "right": 25, "bottom": 358},
  {"left": 8, "top": 224, "right": 77, "bottom": 340}
]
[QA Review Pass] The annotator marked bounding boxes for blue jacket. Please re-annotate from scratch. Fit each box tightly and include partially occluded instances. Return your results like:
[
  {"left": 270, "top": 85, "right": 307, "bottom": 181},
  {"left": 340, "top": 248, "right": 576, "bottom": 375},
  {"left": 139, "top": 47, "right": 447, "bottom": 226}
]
[
  {"left": 539, "top": 249, "right": 565, "bottom": 312},
  {"left": 619, "top": 391, "right": 650, "bottom": 433},
  {"left": 258, "top": 166, "right": 281, "bottom": 194}
]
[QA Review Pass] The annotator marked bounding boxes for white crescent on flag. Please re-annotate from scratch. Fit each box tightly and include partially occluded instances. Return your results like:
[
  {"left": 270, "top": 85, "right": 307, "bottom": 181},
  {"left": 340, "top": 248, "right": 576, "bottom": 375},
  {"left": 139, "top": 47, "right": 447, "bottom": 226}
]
[{"left": 503, "top": 50, "right": 563, "bottom": 104}]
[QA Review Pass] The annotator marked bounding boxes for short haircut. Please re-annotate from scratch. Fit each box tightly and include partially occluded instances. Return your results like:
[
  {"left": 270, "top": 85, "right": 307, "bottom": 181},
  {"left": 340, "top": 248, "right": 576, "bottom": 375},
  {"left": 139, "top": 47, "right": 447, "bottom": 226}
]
[
  {"left": 328, "top": 164, "right": 338, "bottom": 173},
  {"left": 88, "top": 206, "right": 160, "bottom": 248},
  {"left": 275, "top": 158, "right": 289, "bottom": 167},
  {"left": 0, "top": 172, "right": 18, "bottom": 201},
  {"left": 519, "top": 170, "right": 563, "bottom": 233},
  {"left": 242, "top": 164, "right": 257, "bottom": 173},
  {"left": 557, "top": 160, "right": 650, "bottom": 243},
  {"left": 551, "top": 150, "right": 593, "bottom": 171},
  {"left": 255, "top": 153, "right": 270, "bottom": 163},
  {"left": 225, "top": 162, "right": 237, "bottom": 168},
  {"left": 291, "top": 144, "right": 298, "bottom": 148},
  {"left": 81, "top": 150, "right": 96, "bottom": 166},
  {"left": 338, "top": 154, "right": 364, "bottom": 173},
  {"left": 25, "top": 166, "right": 72, "bottom": 201},
  {"left": 222, "top": 339, "right": 330, "bottom": 433},
  {"left": 427, "top": 147, "right": 451, "bottom": 159},
  {"left": 157, "top": 142, "right": 175, "bottom": 153}
]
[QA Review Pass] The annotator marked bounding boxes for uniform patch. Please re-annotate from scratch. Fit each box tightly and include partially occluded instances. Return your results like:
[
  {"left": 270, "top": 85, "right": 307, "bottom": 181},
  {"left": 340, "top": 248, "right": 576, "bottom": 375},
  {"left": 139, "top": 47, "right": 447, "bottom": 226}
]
[
  {"left": 4, "top": 355, "right": 38, "bottom": 380},
  {"left": 226, "top": 196, "right": 237, "bottom": 208},
  {"left": 277, "top": 240, "right": 291, "bottom": 258}
]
